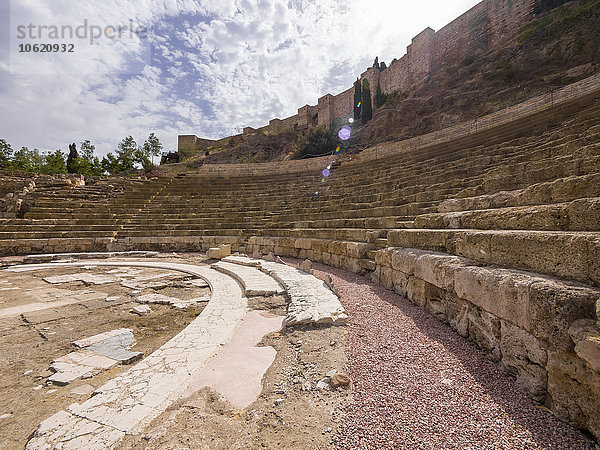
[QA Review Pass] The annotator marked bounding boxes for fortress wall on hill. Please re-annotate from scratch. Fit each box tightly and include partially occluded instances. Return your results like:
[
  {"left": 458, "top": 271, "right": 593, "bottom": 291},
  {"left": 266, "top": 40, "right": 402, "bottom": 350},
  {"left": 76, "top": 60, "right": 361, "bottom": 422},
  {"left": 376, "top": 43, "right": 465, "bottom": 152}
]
[
  {"left": 181, "top": 0, "right": 536, "bottom": 152},
  {"left": 431, "top": 2, "right": 489, "bottom": 70}
]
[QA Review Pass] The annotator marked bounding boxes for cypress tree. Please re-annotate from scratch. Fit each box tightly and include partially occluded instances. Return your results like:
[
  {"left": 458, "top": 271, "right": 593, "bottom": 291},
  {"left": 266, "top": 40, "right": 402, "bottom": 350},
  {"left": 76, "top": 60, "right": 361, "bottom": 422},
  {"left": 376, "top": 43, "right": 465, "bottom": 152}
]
[
  {"left": 66, "top": 143, "right": 78, "bottom": 173},
  {"left": 353, "top": 78, "right": 362, "bottom": 120},
  {"left": 375, "top": 82, "right": 385, "bottom": 108},
  {"left": 361, "top": 79, "right": 372, "bottom": 123}
]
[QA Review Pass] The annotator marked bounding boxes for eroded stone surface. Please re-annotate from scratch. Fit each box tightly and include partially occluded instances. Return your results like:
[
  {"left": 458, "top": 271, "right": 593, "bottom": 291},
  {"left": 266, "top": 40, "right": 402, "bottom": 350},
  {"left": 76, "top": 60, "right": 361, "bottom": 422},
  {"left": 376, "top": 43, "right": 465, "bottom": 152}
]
[
  {"left": 187, "top": 310, "right": 284, "bottom": 409},
  {"left": 136, "top": 293, "right": 206, "bottom": 309},
  {"left": 49, "top": 350, "right": 118, "bottom": 385},
  {"left": 223, "top": 256, "right": 347, "bottom": 326},
  {"left": 43, "top": 273, "right": 116, "bottom": 285},
  {"left": 49, "top": 329, "right": 142, "bottom": 385}
]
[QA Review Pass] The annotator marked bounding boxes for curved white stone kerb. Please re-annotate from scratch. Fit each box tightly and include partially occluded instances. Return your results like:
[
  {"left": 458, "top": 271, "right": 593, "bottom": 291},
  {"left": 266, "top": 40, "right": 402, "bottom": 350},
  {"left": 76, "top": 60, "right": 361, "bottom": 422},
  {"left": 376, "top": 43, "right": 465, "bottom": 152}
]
[
  {"left": 5, "top": 261, "right": 248, "bottom": 450},
  {"left": 211, "top": 261, "right": 285, "bottom": 296},
  {"left": 222, "top": 256, "right": 347, "bottom": 326}
]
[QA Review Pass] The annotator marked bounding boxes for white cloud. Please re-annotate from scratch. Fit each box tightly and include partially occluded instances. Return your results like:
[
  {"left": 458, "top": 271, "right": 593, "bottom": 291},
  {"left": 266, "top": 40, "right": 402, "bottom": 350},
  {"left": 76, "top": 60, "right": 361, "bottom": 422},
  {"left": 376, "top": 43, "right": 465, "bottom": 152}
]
[{"left": 0, "top": 0, "right": 482, "bottom": 157}]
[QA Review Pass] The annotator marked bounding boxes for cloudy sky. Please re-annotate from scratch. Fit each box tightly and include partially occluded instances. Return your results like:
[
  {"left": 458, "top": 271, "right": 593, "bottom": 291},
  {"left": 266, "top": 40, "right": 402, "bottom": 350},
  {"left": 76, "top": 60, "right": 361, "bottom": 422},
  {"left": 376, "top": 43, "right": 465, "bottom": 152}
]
[{"left": 0, "top": 0, "right": 481, "bottom": 157}]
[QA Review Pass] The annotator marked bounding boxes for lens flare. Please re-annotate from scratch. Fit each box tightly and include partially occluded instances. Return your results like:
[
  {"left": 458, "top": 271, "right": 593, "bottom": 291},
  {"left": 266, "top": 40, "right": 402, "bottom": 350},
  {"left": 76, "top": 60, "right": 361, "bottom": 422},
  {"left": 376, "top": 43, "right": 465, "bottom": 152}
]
[
  {"left": 338, "top": 125, "right": 351, "bottom": 141},
  {"left": 349, "top": 118, "right": 354, "bottom": 124},
  {"left": 322, "top": 169, "right": 330, "bottom": 177}
]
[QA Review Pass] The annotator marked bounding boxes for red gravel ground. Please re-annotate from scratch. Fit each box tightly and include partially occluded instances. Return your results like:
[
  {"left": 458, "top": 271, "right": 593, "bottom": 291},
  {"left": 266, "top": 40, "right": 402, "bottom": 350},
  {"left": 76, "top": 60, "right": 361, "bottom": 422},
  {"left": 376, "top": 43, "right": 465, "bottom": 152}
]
[{"left": 304, "top": 262, "right": 596, "bottom": 449}]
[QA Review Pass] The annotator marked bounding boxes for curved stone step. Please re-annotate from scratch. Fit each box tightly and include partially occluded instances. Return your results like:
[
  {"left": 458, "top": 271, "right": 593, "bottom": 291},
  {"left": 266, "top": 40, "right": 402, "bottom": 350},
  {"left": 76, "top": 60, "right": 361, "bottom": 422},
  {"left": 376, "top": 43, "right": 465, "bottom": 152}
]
[
  {"left": 211, "top": 261, "right": 285, "bottom": 296},
  {"left": 222, "top": 256, "right": 347, "bottom": 326}
]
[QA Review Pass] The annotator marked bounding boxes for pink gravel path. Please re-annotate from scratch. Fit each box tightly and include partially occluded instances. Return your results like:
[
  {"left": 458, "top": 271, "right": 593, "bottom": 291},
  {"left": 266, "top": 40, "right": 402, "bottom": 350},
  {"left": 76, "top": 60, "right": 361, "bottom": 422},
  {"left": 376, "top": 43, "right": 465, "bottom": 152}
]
[{"left": 300, "top": 261, "right": 595, "bottom": 449}]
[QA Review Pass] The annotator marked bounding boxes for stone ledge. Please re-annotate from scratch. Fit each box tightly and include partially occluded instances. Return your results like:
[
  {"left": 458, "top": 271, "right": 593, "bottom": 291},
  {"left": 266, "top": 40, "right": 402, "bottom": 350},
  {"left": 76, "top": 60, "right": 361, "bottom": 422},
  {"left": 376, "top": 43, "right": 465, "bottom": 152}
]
[{"left": 223, "top": 256, "right": 347, "bottom": 326}]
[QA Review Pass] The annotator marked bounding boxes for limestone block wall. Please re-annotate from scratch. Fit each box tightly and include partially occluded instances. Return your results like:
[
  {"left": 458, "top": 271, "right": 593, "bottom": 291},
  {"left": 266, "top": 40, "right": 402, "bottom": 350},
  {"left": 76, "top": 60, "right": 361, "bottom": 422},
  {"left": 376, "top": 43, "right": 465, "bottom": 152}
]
[
  {"left": 333, "top": 87, "right": 354, "bottom": 119},
  {"left": 431, "top": 2, "right": 488, "bottom": 70},
  {"left": 487, "top": 0, "right": 536, "bottom": 48}
]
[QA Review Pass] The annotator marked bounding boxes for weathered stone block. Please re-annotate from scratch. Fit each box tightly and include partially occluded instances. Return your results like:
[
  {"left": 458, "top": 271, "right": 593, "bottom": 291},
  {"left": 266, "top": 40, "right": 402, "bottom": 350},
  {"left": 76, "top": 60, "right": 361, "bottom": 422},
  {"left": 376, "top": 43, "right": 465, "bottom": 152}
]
[
  {"left": 467, "top": 307, "right": 501, "bottom": 361},
  {"left": 414, "top": 252, "right": 463, "bottom": 291},
  {"left": 311, "top": 239, "right": 330, "bottom": 253},
  {"left": 528, "top": 281, "right": 597, "bottom": 350},
  {"left": 500, "top": 320, "right": 549, "bottom": 401},
  {"left": 295, "top": 238, "right": 312, "bottom": 250},
  {"left": 391, "top": 248, "right": 422, "bottom": 274},
  {"left": 346, "top": 242, "right": 370, "bottom": 259},
  {"left": 444, "top": 293, "right": 469, "bottom": 337},
  {"left": 206, "top": 244, "right": 231, "bottom": 260},
  {"left": 330, "top": 253, "right": 340, "bottom": 267},
  {"left": 406, "top": 276, "right": 426, "bottom": 307},
  {"left": 328, "top": 241, "right": 346, "bottom": 255},
  {"left": 547, "top": 349, "right": 600, "bottom": 440},
  {"left": 374, "top": 248, "right": 393, "bottom": 267},
  {"left": 379, "top": 266, "right": 394, "bottom": 289},
  {"left": 569, "top": 320, "right": 600, "bottom": 372},
  {"left": 454, "top": 266, "right": 530, "bottom": 332}
]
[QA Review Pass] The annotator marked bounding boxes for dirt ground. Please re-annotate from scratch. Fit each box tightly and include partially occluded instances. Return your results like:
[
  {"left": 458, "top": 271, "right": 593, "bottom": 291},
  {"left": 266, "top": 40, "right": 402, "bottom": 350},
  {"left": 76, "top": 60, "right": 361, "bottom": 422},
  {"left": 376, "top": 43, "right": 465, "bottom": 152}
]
[
  {"left": 0, "top": 262, "right": 208, "bottom": 449},
  {"left": 0, "top": 255, "right": 351, "bottom": 449}
]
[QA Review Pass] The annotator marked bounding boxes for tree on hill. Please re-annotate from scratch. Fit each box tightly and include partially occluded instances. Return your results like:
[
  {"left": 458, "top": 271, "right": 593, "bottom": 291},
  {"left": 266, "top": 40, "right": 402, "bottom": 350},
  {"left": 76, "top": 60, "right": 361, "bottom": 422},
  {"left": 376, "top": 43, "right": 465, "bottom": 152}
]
[
  {"left": 80, "top": 140, "right": 95, "bottom": 160},
  {"left": 0, "top": 139, "right": 13, "bottom": 169},
  {"left": 66, "top": 143, "right": 79, "bottom": 173},
  {"left": 101, "top": 152, "right": 121, "bottom": 175},
  {"left": 75, "top": 140, "right": 104, "bottom": 176},
  {"left": 361, "top": 79, "right": 373, "bottom": 123},
  {"left": 13, "top": 147, "right": 42, "bottom": 173},
  {"left": 375, "top": 82, "right": 385, "bottom": 108},
  {"left": 137, "top": 133, "right": 163, "bottom": 171},
  {"left": 42, "top": 150, "right": 67, "bottom": 174},
  {"left": 116, "top": 135, "right": 137, "bottom": 172},
  {"left": 353, "top": 78, "right": 362, "bottom": 120}
]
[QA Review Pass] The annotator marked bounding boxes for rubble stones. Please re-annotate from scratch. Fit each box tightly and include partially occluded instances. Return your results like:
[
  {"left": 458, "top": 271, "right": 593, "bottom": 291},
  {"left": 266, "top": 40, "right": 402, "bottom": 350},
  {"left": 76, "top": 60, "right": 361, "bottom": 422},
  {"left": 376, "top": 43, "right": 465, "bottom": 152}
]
[
  {"left": 49, "top": 329, "right": 143, "bottom": 385},
  {"left": 206, "top": 244, "right": 231, "bottom": 260},
  {"left": 298, "top": 259, "right": 313, "bottom": 273},
  {"left": 330, "top": 373, "right": 351, "bottom": 388},
  {"left": 132, "top": 305, "right": 151, "bottom": 316},
  {"left": 43, "top": 273, "right": 115, "bottom": 285}
]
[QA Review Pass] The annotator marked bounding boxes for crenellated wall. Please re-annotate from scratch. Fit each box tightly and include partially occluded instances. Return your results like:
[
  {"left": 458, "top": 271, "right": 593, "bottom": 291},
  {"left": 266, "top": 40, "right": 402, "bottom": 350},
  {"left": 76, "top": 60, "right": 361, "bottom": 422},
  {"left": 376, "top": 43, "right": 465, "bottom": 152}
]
[{"left": 180, "top": 0, "right": 536, "bottom": 151}]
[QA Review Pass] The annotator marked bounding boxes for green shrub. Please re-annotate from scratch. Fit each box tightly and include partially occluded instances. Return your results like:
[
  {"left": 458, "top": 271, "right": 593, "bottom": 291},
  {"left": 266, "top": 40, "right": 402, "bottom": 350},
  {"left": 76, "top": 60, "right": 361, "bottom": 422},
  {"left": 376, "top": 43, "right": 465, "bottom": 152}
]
[{"left": 292, "top": 126, "right": 334, "bottom": 160}]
